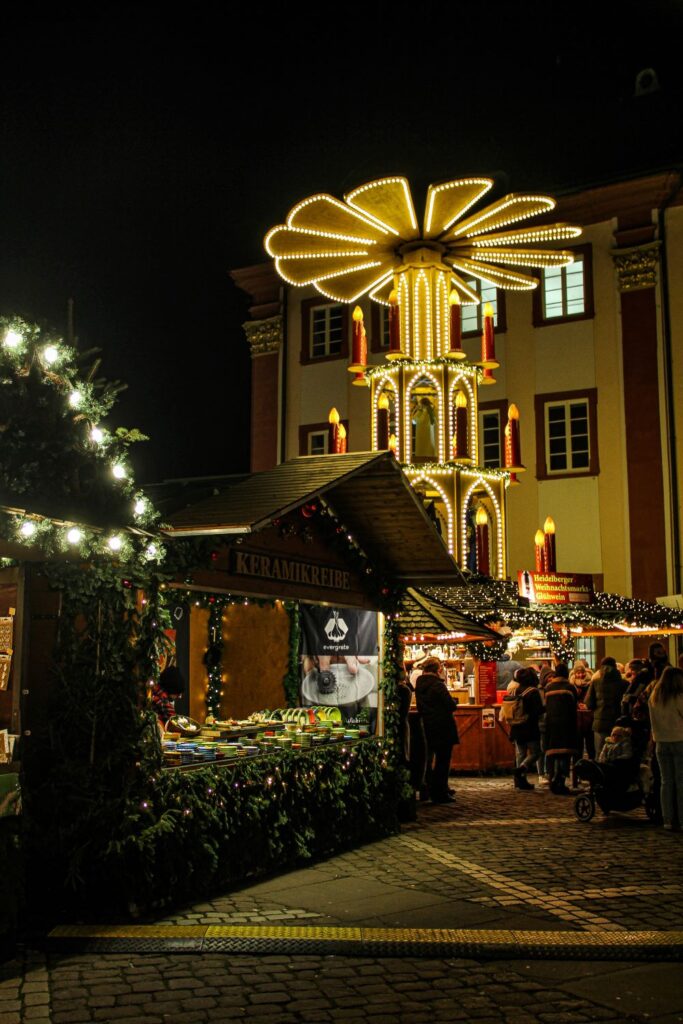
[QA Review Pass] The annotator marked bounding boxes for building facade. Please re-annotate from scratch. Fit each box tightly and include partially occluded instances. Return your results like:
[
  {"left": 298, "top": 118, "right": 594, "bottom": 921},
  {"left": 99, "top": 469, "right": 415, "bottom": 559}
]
[{"left": 231, "top": 170, "right": 683, "bottom": 655}]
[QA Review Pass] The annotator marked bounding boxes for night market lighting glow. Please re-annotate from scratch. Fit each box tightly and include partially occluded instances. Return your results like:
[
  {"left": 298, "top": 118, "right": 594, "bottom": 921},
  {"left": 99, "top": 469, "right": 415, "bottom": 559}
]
[
  {"left": 266, "top": 177, "right": 579, "bottom": 306},
  {"left": 42, "top": 345, "right": 60, "bottom": 365},
  {"left": 470, "top": 224, "right": 582, "bottom": 247},
  {"left": 460, "top": 477, "right": 504, "bottom": 575},
  {"left": 0, "top": 313, "right": 165, "bottom": 569},
  {"left": 424, "top": 178, "right": 493, "bottom": 235},
  {"left": 3, "top": 329, "right": 22, "bottom": 349},
  {"left": 448, "top": 256, "right": 538, "bottom": 291},
  {"left": 346, "top": 176, "right": 418, "bottom": 236},
  {"left": 407, "top": 471, "right": 454, "bottom": 552},
  {"left": 449, "top": 194, "right": 556, "bottom": 239},
  {"left": 449, "top": 374, "right": 477, "bottom": 459}
]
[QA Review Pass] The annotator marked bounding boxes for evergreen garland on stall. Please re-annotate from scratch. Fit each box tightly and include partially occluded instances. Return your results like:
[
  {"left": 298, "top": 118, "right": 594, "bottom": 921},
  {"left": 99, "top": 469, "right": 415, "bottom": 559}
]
[
  {"left": 204, "top": 598, "right": 226, "bottom": 718},
  {"left": 90, "top": 741, "right": 399, "bottom": 915},
  {"left": 283, "top": 602, "right": 302, "bottom": 708},
  {"left": 26, "top": 560, "right": 171, "bottom": 909}
]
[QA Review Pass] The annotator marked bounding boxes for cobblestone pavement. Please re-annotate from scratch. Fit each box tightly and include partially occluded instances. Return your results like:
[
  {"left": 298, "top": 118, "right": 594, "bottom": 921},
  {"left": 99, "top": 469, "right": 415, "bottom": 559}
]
[
  {"left": 162, "top": 777, "right": 683, "bottom": 934},
  {"left": 4, "top": 948, "right": 682, "bottom": 1024},
  {"left": 4, "top": 777, "right": 683, "bottom": 1022}
]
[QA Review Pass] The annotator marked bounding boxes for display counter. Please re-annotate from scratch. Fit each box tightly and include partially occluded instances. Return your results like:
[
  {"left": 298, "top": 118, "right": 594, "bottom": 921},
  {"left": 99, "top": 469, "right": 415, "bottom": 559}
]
[
  {"left": 409, "top": 704, "right": 514, "bottom": 775},
  {"left": 160, "top": 706, "right": 372, "bottom": 769},
  {"left": 451, "top": 705, "right": 514, "bottom": 771}
]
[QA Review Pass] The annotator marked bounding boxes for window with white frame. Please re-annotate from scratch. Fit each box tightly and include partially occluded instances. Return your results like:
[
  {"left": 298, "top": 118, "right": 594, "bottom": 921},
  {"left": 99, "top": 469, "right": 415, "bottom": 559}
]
[
  {"left": 574, "top": 637, "right": 597, "bottom": 668},
  {"left": 461, "top": 277, "right": 500, "bottom": 335},
  {"left": 310, "top": 305, "right": 344, "bottom": 358},
  {"left": 544, "top": 398, "right": 590, "bottom": 473},
  {"left": 479, "top": 408, "right": 502, "bottom": 468},
  {"left": 541, "top": 256, "right": 586, "bottom": 320},
  {"left": 307, "top": 430, "right": 328, "bottom": 456},
  {"left": 378, "top": 305, "right": 390, "bottom": 349}
]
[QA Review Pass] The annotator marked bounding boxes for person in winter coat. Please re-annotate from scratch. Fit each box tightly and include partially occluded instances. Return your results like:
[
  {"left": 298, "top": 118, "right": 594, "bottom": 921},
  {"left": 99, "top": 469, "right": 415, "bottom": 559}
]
[
  {"left": 415, "top": 656, "right": 459, "bottom": 803},
  {"left": 544, "top": 664, "right": 578, "bottom": 795},
  {"left": 649, "top": 641, "right": 671, "bottom": 681},
  {"left": 502, "top": 667, "right": 544, "bottom": 790},
  {"left": 571, "top": 659, "right": 594, "bottom": 759},
  {"left": 648, "top": 666, "right": 683, "bottom": 831},
  {"left": 584, "top": 657, "right": 627, "bottom": 759}
]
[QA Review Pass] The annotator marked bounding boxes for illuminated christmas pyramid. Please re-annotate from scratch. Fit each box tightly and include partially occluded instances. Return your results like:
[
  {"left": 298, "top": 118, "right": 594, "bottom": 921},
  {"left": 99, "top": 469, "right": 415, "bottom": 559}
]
[{"left": 266, "top": 177, "right": 581, "bottom": 578}]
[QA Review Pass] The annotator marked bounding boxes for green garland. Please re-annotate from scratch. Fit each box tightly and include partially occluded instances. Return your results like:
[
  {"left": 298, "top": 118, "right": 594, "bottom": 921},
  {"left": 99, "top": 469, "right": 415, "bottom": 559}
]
[
  {"left": 379, "top": 614, "right": 412, "bottom": 802},
  {"left": 283, "top": 602, "right": 301, "bottom": 708},
  {"left": 26, "top": 561, "right": 171, "bottom": 904},
  {"left": 0, "top": 315, "right": 158, "bottom": 534},
  {"left": 205, "top": 599, "right": 226, "bottom": 718},
  {"left": 466, "top": 637, "right": 510, "bottom": 662},
  {"left": 76, "top": 740, "right": 399, "bottom": 916}
]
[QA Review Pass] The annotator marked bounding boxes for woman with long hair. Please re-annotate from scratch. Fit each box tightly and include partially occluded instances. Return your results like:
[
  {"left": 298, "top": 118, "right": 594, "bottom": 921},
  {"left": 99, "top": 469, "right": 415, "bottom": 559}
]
[
  {"left": 584, "top": 656, "right": 626, "bottom": 759},
  {"left": 648, "top": 666, "right": 683, "bottom": 831}
]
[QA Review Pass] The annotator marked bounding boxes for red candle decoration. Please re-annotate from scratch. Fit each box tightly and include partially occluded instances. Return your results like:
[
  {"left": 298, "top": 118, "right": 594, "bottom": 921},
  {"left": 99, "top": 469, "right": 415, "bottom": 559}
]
[
  {"left": 534, "top": 529, "right": 545, "bottom": 571},
  {"left": 453, "top": 390, "right": 469, "bottom": 460},
  {"left": 475, "top": 506, "right": 490, "bottom": 576},
  {"left": 348, "top": 305, "right": 367, "bottom": 375},
  {"left": 328, "top": 407, "right": 340, "bottom": 453},
  {"left": 481, "top": 302, "right": 500, "bottom": 368},
  {"left": 352, "top": 323, "right": 368, "bottom": 386},
  {"left": 480, "top": 366, "right": 496, "bottom": 386},
  {"left": 338, "top": 423, "right": 348, "bottom": 454},
  {"left": 387, "top": 288, "right": 403, "bottom": 360},
  {"left": 543, "top": 516, "right": 556, "bottom": 572},
  {"left": 447, "top": 290, "right": 465, "bottom": 359},
  {"left": 377, "top": 392, "right": 390, "bottom": 450},
  {"left": 504, "top": 403, "right": 524, "bottom": 470}
]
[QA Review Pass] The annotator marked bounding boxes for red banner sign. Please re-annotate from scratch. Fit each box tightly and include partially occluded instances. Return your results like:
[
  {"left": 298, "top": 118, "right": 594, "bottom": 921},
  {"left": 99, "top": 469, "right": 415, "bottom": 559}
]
[
  {"left": 517, "top": 570, "right": 594, "bottom": 605},
  {"left": 476, "top": 660, "right": 498, "bottom": 706}
]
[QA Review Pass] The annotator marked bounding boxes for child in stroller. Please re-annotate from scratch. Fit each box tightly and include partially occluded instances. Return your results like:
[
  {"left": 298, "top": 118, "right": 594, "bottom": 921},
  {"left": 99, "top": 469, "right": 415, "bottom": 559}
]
[{"left": 574, "top": 722, "right": 658, "bottom": 822}]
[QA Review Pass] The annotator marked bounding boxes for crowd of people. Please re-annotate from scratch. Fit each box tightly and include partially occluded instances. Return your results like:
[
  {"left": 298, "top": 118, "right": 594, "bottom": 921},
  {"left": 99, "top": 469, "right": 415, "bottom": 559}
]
[
  {"left": 403, "top": 642, "right": 683, "bottom": 832},
  {"left": 503, "top": 641, "right": 683, "bottom": 830}
]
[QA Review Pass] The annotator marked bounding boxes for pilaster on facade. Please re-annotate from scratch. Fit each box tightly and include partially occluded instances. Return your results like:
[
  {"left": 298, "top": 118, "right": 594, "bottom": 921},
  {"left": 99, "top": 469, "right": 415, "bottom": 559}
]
[
  {"left": 244, "top": 315, "right": 283, "bottom": 358},
  {"left": 611, "top": 241, "right": 661, "bottom": 292}
]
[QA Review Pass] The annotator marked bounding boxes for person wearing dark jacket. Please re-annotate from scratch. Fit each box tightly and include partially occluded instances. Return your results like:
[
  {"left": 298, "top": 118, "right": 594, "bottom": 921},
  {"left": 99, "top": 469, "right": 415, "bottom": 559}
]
[
  {"left": 544, "top": 664, "right": 578, "bottom": 795},
  {"left": 648, "top": 641, "right": 671, "bottom": 681},
  {"left": 504, "top": 667, "right": 544, "bottom": 791},
  {"left": 584, "top": 657, "right": 627, "bottom": 759},
  {"left": 415, "top": 657, "right": 459, "bottom": 803}
]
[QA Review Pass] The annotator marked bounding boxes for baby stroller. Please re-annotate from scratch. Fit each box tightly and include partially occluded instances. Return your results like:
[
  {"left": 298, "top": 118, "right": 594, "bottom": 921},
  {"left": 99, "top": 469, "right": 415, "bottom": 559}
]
[{"left": 573, "top": 756, "right": 659, "bottom": 822}]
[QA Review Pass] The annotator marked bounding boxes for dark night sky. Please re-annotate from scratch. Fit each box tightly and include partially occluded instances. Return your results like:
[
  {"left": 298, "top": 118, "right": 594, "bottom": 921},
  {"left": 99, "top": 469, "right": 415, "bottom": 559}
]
[{"left": 1, "top": 3, "right": 682, "bottom": 484}]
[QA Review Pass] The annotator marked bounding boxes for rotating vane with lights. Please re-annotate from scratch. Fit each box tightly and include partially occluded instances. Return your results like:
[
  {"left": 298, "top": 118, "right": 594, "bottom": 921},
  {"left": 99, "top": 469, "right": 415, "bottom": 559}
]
[{"left": 266, "top": 176, "right": 581, "bottom": 577}]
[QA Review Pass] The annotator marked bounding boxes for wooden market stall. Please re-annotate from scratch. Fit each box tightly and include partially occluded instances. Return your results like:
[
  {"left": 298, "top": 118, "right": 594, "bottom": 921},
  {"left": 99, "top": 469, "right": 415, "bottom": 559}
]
[
  {"left": 161, "top": 451, "right": 478, "bottom": 728},
  {"left": 398, "top": 587, "right": 514, "bottom": 773}
]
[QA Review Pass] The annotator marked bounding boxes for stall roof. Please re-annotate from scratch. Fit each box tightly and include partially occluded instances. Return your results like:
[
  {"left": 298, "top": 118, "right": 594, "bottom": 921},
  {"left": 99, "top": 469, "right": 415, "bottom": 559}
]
[
  {"left": 424, "top": 581, "right": 683, "bottom": 637},
  {"left": 164, "top": 452, "right": 464, "bottom": 582},
  {"left": 399, "top": 588, "right": 500, "bottom": 641}
]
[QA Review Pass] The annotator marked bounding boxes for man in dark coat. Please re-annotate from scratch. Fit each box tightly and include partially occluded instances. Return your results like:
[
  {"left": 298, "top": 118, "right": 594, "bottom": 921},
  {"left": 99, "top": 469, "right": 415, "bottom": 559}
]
[
  {"left": 544, "top": 664, "right": 578, "bottom": 795},
  {"left": 415, "top": 657, "right": 459, "bottom": 803}
]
